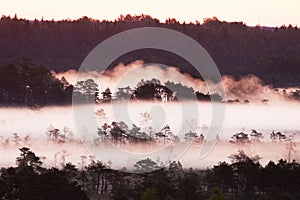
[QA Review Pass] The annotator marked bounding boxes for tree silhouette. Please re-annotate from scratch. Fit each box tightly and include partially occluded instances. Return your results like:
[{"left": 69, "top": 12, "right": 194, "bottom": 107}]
[
  {"left": 230, "top": 132, "right": 250, "bottom": 144},
  {"left": 16, "top": 147, "right": 42, "bottom": 170},
  {"left": 164, "top": 81, "right": 195, "bottom": 100},
  {"left": 1, "top": 147, "right": 300, "bottom": 199},
  {"left": 133, "top": 79, "right": 174, "bottom": 101},
  {"left": 270, "top": 131, "right": 287, "bottom": 142},
  {"left": 0, "top": 59, "right": 68, "bottom": 107},
  {"left": 115, "top": 86, "right": 133, "bottom": 100},
  {"left": 209, "top": 162, "right": 234, "bottom": 193},
  {"left": 250, "top": 129, "right": 264, "bottom": 142},
  {"left": 86, "top": 160, "right": 110, "bottom": 196},
  {"left": 73, "top": 79, "right": 99, "bottom": 103},
  {"left": 101, "top": 87, "right": 112, "bottom": 102},
  {"left": 110, "top": 121, "right": 127, "bottom": 143},
  {"left": 1, "top": 15, "right": 300, "bottom": 89},
  {"left": 134, "top": 158, "right": 159, "bottom": 172}
]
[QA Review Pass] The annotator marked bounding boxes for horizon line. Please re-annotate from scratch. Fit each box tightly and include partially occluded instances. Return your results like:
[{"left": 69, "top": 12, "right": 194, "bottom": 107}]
[{"left": 2, "top": 13, "right": 298, "bottom": 28}]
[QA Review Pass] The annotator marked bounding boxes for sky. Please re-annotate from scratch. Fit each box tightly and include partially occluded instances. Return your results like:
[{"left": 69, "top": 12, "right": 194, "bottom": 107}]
[{"left": 0, "top": 0, "right": 299, "bottom": 27}]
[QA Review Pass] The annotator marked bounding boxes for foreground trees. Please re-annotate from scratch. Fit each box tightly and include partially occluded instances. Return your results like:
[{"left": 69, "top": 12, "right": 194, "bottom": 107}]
[
  {"left": 1, "top": 148, "right": 300, "bottom": 199},
  {"left": 0, "top": 148, "right": 88, "bottom": 200}
]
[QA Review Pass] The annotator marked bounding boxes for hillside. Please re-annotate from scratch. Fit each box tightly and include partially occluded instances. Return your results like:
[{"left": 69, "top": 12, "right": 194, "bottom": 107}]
[{"left": 1, "top": 15, "right": 300, "bottom": 87}]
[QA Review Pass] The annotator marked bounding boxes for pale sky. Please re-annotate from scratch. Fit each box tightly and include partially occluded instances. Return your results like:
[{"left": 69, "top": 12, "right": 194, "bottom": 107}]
[{"left": 0, "top": 0, "right": 299, "bottom": 27}]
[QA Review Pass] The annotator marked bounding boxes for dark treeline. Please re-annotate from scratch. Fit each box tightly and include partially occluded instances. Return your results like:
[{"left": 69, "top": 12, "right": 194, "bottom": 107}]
[
  {"left": 0, "top": 59, "right": 73, "bottom": 107},
  {"left": 1, "top": 15, "right": 300, "bottom": 87},
  {"left": 0, "top": 60, "right": 221, "bottom": 106},
  {"left": 1, "top": 147, "right": 300, "bottom": 200},
  {"left": 1, "top": 59, "right": 299, "bottom": 106}
]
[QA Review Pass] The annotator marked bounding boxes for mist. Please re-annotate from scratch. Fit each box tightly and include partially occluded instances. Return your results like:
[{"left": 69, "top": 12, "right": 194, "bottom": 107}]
[
  {"left": 52, "top": 60, "right": 297, "bottom": 103},
  {"left": 1, "top": 61, "right": 299, "bottom": 170},
  {"left": 0, "top": 101, "right": 299, "bottom": 169}
]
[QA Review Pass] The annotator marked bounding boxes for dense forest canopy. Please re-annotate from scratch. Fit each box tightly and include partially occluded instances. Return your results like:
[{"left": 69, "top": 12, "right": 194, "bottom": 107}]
[{"left": 1, "top": 14, "right": 300, "bottom": 87}]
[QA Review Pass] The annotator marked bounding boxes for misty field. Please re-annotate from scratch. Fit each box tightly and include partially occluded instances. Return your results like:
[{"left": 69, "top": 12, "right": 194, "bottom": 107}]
[{"left": 0, "top": 102, "right": 299, "bottom": 170}]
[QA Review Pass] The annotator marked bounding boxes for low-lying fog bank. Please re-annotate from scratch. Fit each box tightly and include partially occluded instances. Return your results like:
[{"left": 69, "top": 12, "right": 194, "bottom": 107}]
[{"left": 0, "top": 101, "right": 299, "bottom": 170}]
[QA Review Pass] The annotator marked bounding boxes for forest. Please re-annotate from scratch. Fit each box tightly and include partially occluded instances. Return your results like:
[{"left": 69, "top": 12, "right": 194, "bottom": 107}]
[
  {"left": 0, "top": 147, "right": 299, "bottom": 200},
  {"left": 1, "top": 13, "right": 300, "bottom": 200},
  {"left": 0, "top": 59, "right": 223, "bottom": 106},
  {"left": 1, "top": 59, "right": 300, "bottom": 107},
  {"left": 0, "top": 14, "right": 300, "bottom": 87}
]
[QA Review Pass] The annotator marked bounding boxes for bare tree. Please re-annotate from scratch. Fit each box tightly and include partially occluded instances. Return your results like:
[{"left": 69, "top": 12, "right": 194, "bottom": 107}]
[
  {"left": 54, "top": 152, "right": 60, "bottom": 168},
  {"left": 60, "top": 150, "right": 70, "bottom": 167},
  {"left": 286, "top": 134, "right": 296, "bottom": 163},
  {"left": 80, "top": 155, "right": 87, "bottom": 171}
]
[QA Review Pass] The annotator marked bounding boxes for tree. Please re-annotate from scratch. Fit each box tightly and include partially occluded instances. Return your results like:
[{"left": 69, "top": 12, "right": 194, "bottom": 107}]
[
  {"left": 270, "top": 131, "right": 287, "bottom": 142},
  {"left": 73, "top": 79, "right": 99, "bottom": 102},
  {"left": 115, "top": 86, "right": 133, "bottom": 100},
  {"left": 134, "top": 158, "right": 159, "bottom": 173},
  {"left": 210, "top": 162, "right": 234, "bottom": 193},
  {"left": 16, "top": 147, "right": 42, "bottom": 170},
  {"left": 155, "top": 125, "right": 177, "bottom": 143},
  {"left": 286, "top": 134, "right": 296, "bottom": 163},
  {"left": 60, "top": 150, "right": 70, "bottom": 167},
  {"left": 0, "top": 59, "right": 68, "bottom": 107},
  {"left": 250, "top": 129, "right": 264, "bottom": 142},
  {"left": 168, "top": 161, "right": 184, "bottom": 182},
  {"left": 86, "top": 160, "right": 110, "bottom": 196},
  {"left": 46, "top": 125, "right": 60, "bottom": 142},
  {"left": 128, "top": 124, "right": 150, "bottom": 143},
  {"left": 95, "top": 123, "right": 110, "bottom": 144},
  {"left": 164, "top": 81, "right": 195, "bottom": 100},
  {"left": 110, "top": 121, "right": 127, "bottom": 143},
  {"left": 230, "top": 132, "right": 250, "bottom": 144},
  {"left": 178, "top": 169, "right": 202, "bottom": 199},
  {"left": 184, "top": 131, "right": 203, "bottom": 142},
  {"left": 95, "top": 109, "right": 108, "bottom": 121},
  {"left": 28, "top": 168, "right": 88, "bottom": 199},
  {"left": 101, "top": 87, "right": 112, "bottom": 102},
  {"left": 133, "top": 79, "right": 174, "bottom": 101},
  {"left": 228, "top": 151, "right": 261, "bottom": 198}
]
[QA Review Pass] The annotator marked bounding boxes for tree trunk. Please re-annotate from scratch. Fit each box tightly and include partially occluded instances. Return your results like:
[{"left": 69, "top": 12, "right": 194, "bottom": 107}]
[{"left": 96, "top": 173, "right": 101, "bottom": 194}]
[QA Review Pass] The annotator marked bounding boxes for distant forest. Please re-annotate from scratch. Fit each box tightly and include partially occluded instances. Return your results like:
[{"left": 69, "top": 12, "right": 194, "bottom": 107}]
[{"left": 1, "top": 14, "right": 300, "bottom": 87}]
